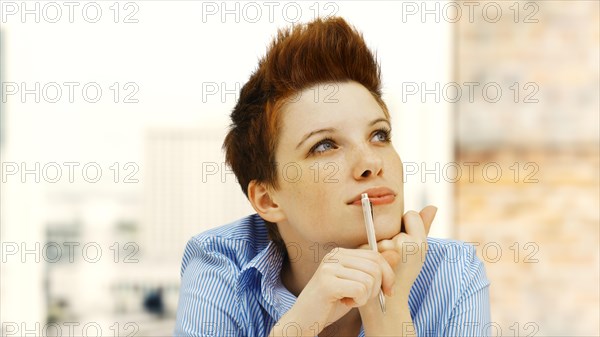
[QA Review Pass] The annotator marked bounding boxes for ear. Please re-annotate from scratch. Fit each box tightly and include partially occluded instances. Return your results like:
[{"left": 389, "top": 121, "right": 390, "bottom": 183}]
[{"left": 248, "top": 180, "right": 286, "bottom": 223}]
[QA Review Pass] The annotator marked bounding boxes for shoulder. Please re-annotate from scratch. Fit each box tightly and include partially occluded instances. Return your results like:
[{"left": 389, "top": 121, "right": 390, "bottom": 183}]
[
  {"left": 422, "top": 237, "right": 490, "bottom": 291},
  {"left": 425, "top": 237, "right": 479, "bottom": 264},
  {"left": 425, "top": 237, "right": 489, "bottom": 274},
  {"left": 180, "top": 213, "right": 270, "bottom": 276},
  {"left": 175, "top": 215, "right": 269, "bottom": 336},
  {"left": 410, "top": 238, "right": 491, "bottom": 332}
]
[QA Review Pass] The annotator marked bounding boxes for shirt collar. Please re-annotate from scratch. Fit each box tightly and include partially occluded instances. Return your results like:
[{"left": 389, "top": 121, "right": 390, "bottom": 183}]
[
  {"left": 236, "top": 236, "right": 297, "bottom": 316},
  {"left": 235, "top": 215, "right": 365, "bottom": 335}
]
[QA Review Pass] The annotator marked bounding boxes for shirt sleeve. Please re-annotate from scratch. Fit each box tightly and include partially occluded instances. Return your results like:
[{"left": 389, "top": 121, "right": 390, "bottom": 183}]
[
  {"left": 442, "top": 245, "right": 492, "bottom": 337},
  {"left": 174, "top": 238, "right": 245, "bottom": 337}
]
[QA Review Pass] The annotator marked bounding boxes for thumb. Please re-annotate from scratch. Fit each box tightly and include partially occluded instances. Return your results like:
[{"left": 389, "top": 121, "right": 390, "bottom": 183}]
[{"left": 419, "top": 206, "right": 438, "bottom": 236}]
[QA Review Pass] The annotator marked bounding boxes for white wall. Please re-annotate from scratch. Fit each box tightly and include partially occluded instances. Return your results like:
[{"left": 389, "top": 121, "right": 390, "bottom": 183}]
[{"left": 1, "top": 1, "right": 452, "bottom": 331}]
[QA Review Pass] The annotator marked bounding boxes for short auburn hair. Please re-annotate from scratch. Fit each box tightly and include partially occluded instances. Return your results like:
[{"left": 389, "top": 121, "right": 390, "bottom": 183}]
[{"left": 222, "top": 16, "right": 390, "bottom": 249}]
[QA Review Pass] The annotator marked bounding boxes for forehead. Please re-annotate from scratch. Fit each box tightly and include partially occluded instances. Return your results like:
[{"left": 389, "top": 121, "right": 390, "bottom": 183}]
[{"left": 278, "top": 81, "right": 385, "bottom": 136}]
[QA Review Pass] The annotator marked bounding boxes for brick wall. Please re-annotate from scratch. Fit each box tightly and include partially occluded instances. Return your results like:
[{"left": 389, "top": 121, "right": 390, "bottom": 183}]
[{"left": 456, "top": 1, "right": 599, "bottom": 335}]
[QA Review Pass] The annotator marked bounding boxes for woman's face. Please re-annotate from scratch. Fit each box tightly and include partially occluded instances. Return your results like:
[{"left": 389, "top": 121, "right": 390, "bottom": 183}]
[{"left": 269, "top": 81, "right": 405, "bottom": 249}]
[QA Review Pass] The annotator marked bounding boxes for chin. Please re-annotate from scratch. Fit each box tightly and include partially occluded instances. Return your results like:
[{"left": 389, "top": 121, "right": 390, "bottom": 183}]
[{"left": 375, "top": 220, "right": 401, "bottom": 240}]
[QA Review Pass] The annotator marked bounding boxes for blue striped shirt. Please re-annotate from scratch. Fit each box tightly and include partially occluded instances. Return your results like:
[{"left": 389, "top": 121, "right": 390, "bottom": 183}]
[{"left": 174, "top": 213, "right": 491, "bottom": 336}]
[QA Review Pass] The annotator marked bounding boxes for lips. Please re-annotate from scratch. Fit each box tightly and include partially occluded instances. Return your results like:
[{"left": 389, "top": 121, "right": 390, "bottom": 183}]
[{"left": 347, "top": 186, "right": 396, "bottom": 206}]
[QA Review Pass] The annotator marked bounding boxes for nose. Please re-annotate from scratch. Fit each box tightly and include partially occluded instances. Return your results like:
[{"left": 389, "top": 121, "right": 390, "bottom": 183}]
[{"left": 352, "top": 145, "right": 384, "bottom": 180}]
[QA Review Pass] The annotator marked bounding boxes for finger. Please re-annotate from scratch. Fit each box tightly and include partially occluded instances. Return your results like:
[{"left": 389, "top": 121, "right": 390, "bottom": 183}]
[
  {"left": 419, "top": 205, "right": 438, "bottom": 236},
  {"left": 394, "top": 232, "right": 411, "bottom": 251},
  {"left": 366, "top": 239, "right": 402, "bottom": 280},
  {"left": 337, "top": 253, "right": 381, "bottom": 291},
  {"left": 338, "top": 252, "right": 395, "bottom": 297},
  {"left": 335, "top": 268, "right": 375, "bottom": 300},
  {"left": 376, "top": 254, "right": 396, "bottom": 296},
  {"left": 374, "top": 239, "right": 403, "bottom": 275},
  {"left": 338, "top": 254, "right": 380, "bottom": 279},
  {"left": 402, "top": 211, "right": 426, "bottom": 238},
  {"left": 333, "top": 277, "right": 370, "bottom": 307},
  {"left": 336, "top": 247, "right": 382, "bottom": 261},
  {"left": 358, "top": 243, "right": 370, "bottom": 250},
  {"left": 381, "top": 250, "right": 401, "bottom": 270},
  {"left": 341, "top": 297, "right": 356, "bottom": 307},
  {"left": 394, "top": 232, "right": 428, "bottom": 264},
  {"left": 375, "top": 239, "right": 396, "bottom": 252}
]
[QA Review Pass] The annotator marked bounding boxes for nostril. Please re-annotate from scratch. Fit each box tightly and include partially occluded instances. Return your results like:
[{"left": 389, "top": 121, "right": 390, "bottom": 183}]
[{"left": 361, "top": 170, "right": 371, "bottom": 178}]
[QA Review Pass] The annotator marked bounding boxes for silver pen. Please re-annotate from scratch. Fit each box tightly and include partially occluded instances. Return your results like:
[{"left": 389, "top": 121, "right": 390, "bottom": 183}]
[{"left": 361, "top": 193, "right": 386, "bottom": 314}]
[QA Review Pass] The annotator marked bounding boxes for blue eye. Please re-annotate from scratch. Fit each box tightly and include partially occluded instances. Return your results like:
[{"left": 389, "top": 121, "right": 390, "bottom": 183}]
[
  {"left": 308, "top": 128, "right": 392, "bottom": 156},
  {"left": 310, "top": 138, "right": 337, "bottom": 155},
  {"left": 373, "top": 128, "right": 392, "bottom": 143}
]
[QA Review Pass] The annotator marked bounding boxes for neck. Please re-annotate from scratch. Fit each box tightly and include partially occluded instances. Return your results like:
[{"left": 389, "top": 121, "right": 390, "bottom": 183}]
[{"left": 280, "top": 247, "right": 317, "bottom": 297}]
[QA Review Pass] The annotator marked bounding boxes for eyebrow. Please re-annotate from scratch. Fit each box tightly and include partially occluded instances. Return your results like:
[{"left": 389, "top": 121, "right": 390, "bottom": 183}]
[{"left": 295, "top": 117, "right": 391, "bottom": 150}]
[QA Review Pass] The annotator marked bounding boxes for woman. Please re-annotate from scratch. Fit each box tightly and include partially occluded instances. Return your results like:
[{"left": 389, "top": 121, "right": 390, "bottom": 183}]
[{"left": 174, "top": 17, "right": 490, "bottom": 337}]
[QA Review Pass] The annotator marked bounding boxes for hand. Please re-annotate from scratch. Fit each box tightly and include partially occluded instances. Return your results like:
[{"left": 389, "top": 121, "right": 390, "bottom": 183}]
[
  {"left": 359, "top": 206, "right": 438, "bottom": 299},
  {"left": 382, "top": 206, "right": 437, "bottom": 292},
  {"left": 292, "top": 247, "right": 396, "bottom": 334}
]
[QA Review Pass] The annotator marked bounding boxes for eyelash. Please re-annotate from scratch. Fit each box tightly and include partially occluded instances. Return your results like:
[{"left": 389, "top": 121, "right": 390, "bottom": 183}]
[{"left": 309, "top": 128, "right": 392, "bottom": 156}]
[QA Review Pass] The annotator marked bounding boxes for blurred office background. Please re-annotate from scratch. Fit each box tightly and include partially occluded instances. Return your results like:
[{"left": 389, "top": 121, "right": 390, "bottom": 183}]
[{"left": 0, "top": 1, "right": 597, "bottom": 336}]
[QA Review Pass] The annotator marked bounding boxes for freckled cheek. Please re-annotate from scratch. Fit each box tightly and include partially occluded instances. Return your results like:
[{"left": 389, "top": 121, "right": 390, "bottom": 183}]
[
  {"left": 292, "top": 179, "right": 335, "bottom": 212},
  {"left": 387, "top": 154, "right": 403, "bottom": 180}
]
